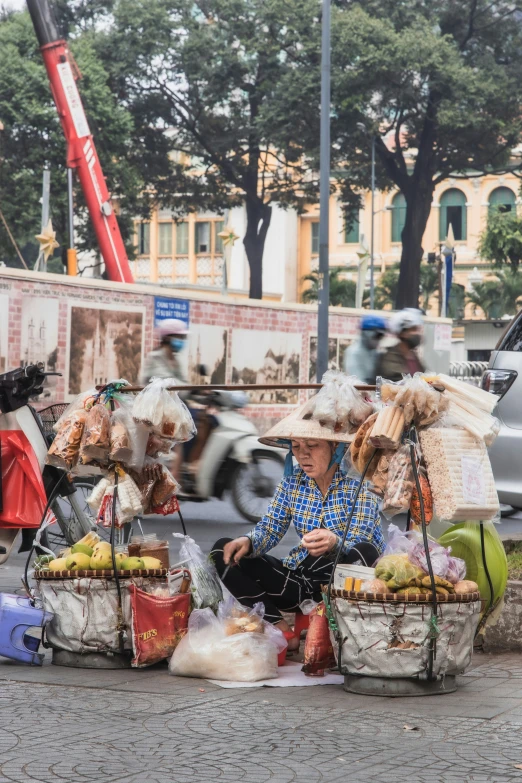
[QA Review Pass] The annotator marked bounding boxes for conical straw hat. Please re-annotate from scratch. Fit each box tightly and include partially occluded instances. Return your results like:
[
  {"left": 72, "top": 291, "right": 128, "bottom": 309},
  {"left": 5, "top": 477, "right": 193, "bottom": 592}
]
[{"left": 258, "top": 397, "right": 356, "bottom": 447}]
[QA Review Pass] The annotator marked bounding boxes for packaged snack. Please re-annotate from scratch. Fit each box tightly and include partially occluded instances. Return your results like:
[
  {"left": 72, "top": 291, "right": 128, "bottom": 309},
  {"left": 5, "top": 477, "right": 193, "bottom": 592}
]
[
  {"left": 382, "top": 445, "right": 414, "bottom": 518},
  {"left": 369, "top": 405, "right": 405, "bottom": 449},
  {"left": 310, "top": 371, "right": 374, "bottom": 433},
  {"left": 109, "top": 409, "right": 132, "bottom": 464},
  {"left": 79, "top": 404, "right": 111, "bottom": 463},
  {"left": 133, "top": 377, "right": 196, "bottom": 443},
  {"left": 380, "top": 374, "right": 448, "bottom": 427},
  {"left": 410, "top": 470, "right": 433, "bottom": 525},
  {"left": 46, "top": 408, "right": 87, "bottom": 470}
]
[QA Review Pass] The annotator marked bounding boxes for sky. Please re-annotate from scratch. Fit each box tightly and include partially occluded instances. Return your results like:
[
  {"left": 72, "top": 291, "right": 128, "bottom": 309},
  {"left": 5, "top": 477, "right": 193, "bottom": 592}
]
[{"left": 2, "top": 0, "right": 26, "bottom": 9}]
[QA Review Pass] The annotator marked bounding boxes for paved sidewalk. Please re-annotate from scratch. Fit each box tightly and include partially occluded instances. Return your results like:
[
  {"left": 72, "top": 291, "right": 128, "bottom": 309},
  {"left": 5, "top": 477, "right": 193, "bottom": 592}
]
[{"left": 3, "top": 650, "right": 522, "bottom": 782}]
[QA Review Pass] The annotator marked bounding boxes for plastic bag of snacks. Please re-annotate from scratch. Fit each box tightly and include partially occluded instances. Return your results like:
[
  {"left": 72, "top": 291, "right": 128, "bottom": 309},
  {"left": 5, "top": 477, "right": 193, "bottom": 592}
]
[
  {"left": 380, "top": 374, "right": 448, "bottom": 427},
  {"left": 79, "top": 403, "right": 111, "bottom": 464},
  {"left": 46, "top": 408, "right": 88, "bottom": 470},
  {"left": 174, "top": 534, "right": 223, "bottom": 611},
  {"left": 382, "top": 445, "right": 414, "bottom": 518},
  {"left": 108, "top": 404, "right": 149, "bottom": 469},
  {"left": 132, "top": 377, "right": 196, "bottom": 442},
  {"left": 128, "top": 584, "right": 191, "bottom": 667},
  {"left": 169, "top": 602, "right": 282, "bottom": 682},
  {"left": 302, "top": 603, "right": 336, "bottom": 676},
  {"left": 310, "top": 371, "right": 373, "bottom": 433}
]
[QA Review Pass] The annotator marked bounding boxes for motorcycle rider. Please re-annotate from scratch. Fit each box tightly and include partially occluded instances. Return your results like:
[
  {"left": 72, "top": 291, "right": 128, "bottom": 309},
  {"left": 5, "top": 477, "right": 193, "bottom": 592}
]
[
  {"left": 141, "top": 318, "right": 188, "bottom": 384},
  {"left": 376, "top": 308, "right": 425, "bottom": 382},
  {"left": 343, "top": 314, "right": 387, "bottom": 383}
]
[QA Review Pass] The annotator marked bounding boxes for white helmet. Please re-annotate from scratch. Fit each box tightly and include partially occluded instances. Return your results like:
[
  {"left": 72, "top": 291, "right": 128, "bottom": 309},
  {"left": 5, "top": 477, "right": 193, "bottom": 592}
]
[
  {"left": 389, "top": 308, "right": 424, "bottom": 335},
  {"left": 156, "top": 318, "right": 188, "bottom": 339}
]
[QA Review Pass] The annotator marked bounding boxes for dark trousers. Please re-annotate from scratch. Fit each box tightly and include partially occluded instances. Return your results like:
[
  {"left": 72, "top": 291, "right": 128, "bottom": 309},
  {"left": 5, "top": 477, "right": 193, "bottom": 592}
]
[{"left": 211, "top": 537, "right": 379, "bottom": 624}]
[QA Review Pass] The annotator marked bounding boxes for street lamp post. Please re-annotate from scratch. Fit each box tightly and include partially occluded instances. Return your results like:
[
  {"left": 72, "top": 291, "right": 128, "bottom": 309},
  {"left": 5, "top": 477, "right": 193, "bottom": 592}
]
[
  {"left": 370, "top": 135, "right": 376, "bottom": 310},
  {"left": 316, "top": 0, "right": 331, "bottom": 382}
]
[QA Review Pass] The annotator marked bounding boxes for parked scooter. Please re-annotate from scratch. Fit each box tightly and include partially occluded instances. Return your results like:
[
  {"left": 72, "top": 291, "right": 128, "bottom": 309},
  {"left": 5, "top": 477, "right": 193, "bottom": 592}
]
[
  {"left": 0, "top": 364, "right": 96, "bottom": 563},
  {"left": 180, "top": 388, "right": 284, "bottom": 522}
]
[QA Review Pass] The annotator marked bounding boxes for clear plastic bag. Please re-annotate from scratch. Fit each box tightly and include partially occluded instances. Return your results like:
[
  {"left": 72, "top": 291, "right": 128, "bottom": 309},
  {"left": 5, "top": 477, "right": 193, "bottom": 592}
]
[
  {"left": 51, "top": 388, "right": 97, "bottom": 434},
  {"left": 382, "top": 523, "right": 415, "bottom": 556},
  {"left": 173, "top": 534, "right": 223, "bottom": 610},
  {"left": 310, "top": 371, "right": 373, "bottom": 433},
  {"left": 380, "top": 374, "right": 448, "bottom": 426},
  {"left": 382, "top": 445, "right": 414, "bottom": 518},
  {"left": 374, "top": 553, "right": 423, "bottom": 590},
  {"left": 133, "top": 377, "right": 196, "bottom": 443},
  {"left": 109, "top": 403, "right": 148, "bottom": 469},
  {"left": 79, "top": 404, "right": 111, "bottom": 464},
  {"left": 46, "top": 408, "right": 87, "bottom": 470},
  {"left": 169, "top": 606, "right": 278, "bottom": 682},
  {"left": 216, "top": 596, "right": 287, "bottom": 652}
]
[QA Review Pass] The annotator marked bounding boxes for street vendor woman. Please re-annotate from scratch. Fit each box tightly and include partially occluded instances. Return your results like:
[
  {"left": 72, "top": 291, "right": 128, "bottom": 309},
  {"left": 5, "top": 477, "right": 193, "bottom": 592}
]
[{"left": 212, "top": 396, "right": 384, "bottom": 651}]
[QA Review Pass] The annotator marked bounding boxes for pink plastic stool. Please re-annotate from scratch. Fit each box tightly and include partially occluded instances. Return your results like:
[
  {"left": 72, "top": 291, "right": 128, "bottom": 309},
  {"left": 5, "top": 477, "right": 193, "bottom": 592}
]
[{"left": 293, "top": 611, "right": 310, "bottom": 639}]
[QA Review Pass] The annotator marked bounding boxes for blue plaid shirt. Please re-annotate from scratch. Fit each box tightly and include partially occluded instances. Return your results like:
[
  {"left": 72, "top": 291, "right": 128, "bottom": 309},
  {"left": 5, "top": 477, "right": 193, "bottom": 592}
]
[{"left": 247, "top": 467, "right": 384, "bottom": 570}]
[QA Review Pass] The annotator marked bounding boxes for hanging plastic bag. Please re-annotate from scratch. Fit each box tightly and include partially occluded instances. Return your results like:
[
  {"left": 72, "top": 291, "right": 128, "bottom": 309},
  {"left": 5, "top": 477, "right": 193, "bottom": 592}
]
[
  {"left": 382, "top": 445, "right": 414, "bottom": 518},
  {"left": 169, "top": 604, "right": 279, "bottom": 681},
  {"left": 310, "top": 371, "right": 373, "bottom": 433},
  {"left": 380, "top": 374, "right": 448, "bottom": 427},
  {"left": 438, "top": 522, "right": 508, "bottom": 608},
  {"left": 173, "top": 534, "right": 223, "bottom": 610},
  {"left": 46, "top": 408, "right": 87, "bottom": 470},
  {"left": 302, "top": 603, "right": 336, "bottom": 676},
  {"left": 132, "top": 377, "right": 196, "bottom": 442},
  {"left": 79, "top": 403, "right": 111, "bottom": 464},
  {"left": 51, "top": 388, "right": 97, "bottom": 434}
]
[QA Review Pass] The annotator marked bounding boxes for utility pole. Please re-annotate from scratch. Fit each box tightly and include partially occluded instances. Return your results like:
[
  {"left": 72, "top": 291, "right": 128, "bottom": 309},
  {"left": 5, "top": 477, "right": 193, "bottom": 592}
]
[
  {"left": 316, "top": 0, "right": 331, "bottom": 382},
  {"left": 35, "top": 165, "right": 50, "bottom": 272},
  {"left": 67, "top": 168, "right": 77, "bottom": 275}
]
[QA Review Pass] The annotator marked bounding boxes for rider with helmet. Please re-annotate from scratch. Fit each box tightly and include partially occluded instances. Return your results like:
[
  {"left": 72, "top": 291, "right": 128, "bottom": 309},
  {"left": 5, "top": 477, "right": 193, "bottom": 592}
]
[
  {"left": 376, "top": 308, "right": 425, "bottom": 382},
  {"left": 141, "top": 318, "right": 188, "bottom": 384},
  {"left": 343, "top": 314, "right": 387, "bottom": 383}
]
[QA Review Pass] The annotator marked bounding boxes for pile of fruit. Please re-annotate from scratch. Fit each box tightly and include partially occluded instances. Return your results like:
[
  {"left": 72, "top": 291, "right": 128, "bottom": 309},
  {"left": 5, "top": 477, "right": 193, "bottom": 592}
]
[
  {"left": 360, "top": 552, "right": 479, "bottom": 598},
  {"left": 34, "top": 531, "right": 163, "bottom": 573}
]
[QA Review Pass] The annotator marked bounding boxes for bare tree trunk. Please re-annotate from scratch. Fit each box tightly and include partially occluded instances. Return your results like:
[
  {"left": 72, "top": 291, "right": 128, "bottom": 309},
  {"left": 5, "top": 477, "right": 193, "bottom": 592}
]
[
  {"left": 243, "top": 199, "right": 272, "bottom": 299},
  {"left": 395, "top": 186, "right": 434, "bottom": 310}
]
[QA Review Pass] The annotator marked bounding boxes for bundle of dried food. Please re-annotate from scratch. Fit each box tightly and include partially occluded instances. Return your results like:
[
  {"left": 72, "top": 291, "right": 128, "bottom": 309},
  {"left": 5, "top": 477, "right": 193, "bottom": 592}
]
[
  {"left": 368, "top": 450, "right": 394, "bottom": 497},
  {"left": 428, "top": 374, "right": 499, "bottom": 445},
  {"left": 380, "top": 374, "right": 448, "bottom": 427},
  {"left": 349, "top": 412, "right": 380, "bottom": 477},
  {"left": 79, "top": 403, "right": 111, "bottom": 464},
  {"left": 309, "top": 371, "right": 374, "bottom": 434},
  {"left": 410, "top": 469, "right": 433, "bottom": 525},
  {"left": 46, "top": 408, "right": 87, "bottom": 470},
  {"left": 109, "top": 409, "right": 132, "bottom": 464},
  {"left": 369, "top": 405, "right": 405, "bottom": 449},
  {"left": 132, "top": 377, "right": 196, "bottom": 443},
  {"left": 419, "top": 427, "right": 499, "bottom": 523},
  {"left": 382, "top": 445, "right": 415, "bottom": 518}
]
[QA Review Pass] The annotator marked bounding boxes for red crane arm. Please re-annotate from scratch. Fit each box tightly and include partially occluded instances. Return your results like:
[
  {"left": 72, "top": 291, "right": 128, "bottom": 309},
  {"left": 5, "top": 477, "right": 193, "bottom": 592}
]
[{"left": 26, "top": 0, "right": 134, "bottom": 283}]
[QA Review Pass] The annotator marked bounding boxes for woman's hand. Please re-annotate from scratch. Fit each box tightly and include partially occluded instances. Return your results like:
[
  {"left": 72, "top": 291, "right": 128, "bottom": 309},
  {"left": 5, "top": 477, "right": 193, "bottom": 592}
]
[
  {"left": 302, "top": 529, "right": 338, "bottom": 557},
  {"left": 223, "top": 536, "right": 252, "bottom": 565}
]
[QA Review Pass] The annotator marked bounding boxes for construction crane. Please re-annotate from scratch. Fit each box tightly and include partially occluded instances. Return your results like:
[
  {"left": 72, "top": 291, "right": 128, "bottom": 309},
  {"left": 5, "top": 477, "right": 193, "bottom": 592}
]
[{"left": 26, "top": 0, "right": 134, "bottom": 283}]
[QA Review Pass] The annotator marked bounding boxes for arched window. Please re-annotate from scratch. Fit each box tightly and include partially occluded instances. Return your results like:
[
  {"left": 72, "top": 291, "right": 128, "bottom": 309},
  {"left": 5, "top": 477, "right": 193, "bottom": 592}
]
[
  {"left": 391, "top": 192, "right": 406, "bottom": 242},
  {"left": 489, "top": 186, "right": 516, "bottom": 214},
  {"left": 439, "top": 188, "right": 467, "bottom": 241}
]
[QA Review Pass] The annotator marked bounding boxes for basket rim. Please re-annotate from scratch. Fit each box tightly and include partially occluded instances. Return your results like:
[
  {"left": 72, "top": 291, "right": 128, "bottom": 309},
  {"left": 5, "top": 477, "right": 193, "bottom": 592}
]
[
  {"left": 35, "top": 568, "right": 168, "bottom": 579},
  {"left": 329, "top": 587, "right": 481, "bottom": 603}
]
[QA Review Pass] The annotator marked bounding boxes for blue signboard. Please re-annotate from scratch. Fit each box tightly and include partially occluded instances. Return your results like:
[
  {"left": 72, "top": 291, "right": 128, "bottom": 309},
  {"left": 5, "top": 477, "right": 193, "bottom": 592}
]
[{"left": 154, "top": 296, "right": 190, "bottom": 327}]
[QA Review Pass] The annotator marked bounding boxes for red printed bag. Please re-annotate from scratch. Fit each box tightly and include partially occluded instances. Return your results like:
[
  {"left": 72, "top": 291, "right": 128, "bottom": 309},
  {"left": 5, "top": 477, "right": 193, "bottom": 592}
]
[{"left": 128, "top": 584, "right": 191, "bottom": 667}]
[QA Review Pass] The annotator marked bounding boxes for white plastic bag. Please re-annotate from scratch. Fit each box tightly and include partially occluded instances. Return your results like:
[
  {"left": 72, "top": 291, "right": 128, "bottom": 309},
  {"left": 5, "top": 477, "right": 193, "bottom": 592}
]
[
  {"left": 169, "top": 607, "right": 278, "bottom": 681},
  {"left": 132, "top": 377, "right": 196, "bottom": 443}
]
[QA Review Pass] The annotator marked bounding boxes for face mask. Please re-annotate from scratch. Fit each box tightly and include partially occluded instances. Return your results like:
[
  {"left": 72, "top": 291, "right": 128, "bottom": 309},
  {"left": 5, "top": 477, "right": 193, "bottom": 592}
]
[
  {"left": 170, "top": 338, "right": 185, "bottom": 352},
  {"left": 362, "top": 331, "right": 383, "bottom": 350},
  {"left": 404, "top": 334, "right": 422, "bottom": 349}
]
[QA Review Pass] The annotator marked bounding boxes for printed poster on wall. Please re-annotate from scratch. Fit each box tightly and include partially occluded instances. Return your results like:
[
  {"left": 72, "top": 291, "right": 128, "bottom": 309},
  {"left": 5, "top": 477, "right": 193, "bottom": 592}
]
[
  {"left": 20, "top": 296, "right": 60, "bottom": 401},
  {"left": 434, "top": 323, "right": 452, "bottom": 352},
  {"left": 0, "top": 294, "right": 8, "bottom": 373},
  {"left": 187, "top": 324, "right": 228, "bottom": 384},
  {"left": 66, "top": 302, "right": 145, "bottom": 396},
  {"left": 231, "top": 329, "right": 301, "bottom": 404}
]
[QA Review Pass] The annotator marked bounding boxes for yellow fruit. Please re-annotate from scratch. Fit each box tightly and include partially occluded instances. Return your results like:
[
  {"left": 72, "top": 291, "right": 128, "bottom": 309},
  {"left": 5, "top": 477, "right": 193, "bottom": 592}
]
[
  {"left": 65, "top": 553, "right": 91, "bottom": 571},
  {"left": 48, "top": 557, "right": 68, "bottom": 572},
  {"left": 93, "top": 541, "right": 112, "bottom": 554},
  {"left": 115, "top": 552, "right": 126, "bottom": 569},
  {"left": 71, "top": 543, "right": 94, "bottom": 557},
  {"left": 121, "top": 557, "right": 145, "bottom": 571},
  {"left": 140, "top": 556, "right": 162, "bottom": 570},
  {"left": 90, "top": 550, "right": 114, "bottom": 570}
]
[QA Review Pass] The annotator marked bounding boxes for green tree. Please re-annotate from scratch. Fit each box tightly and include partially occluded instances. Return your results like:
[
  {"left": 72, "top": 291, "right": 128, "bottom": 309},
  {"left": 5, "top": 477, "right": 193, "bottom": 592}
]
[
  {"left": 104, "top": 0, "right": 319, "bottom": 299},
  {"left": 467, "top": 268, "right": 522, "bottom": 318},
  {"left": 0, "top": 9, "right": 144, "bottom": 268},
  {"left": 478, "top": 207, "right": 522, "bottom": 272},
  {"left": 328, "top": 1, "right": 522, "bottom": 309},
  {"left": 301, "top": 267, "right": 356, "bottom": 307},
  {"left": 372, "top": 264, "right": 399, "bottom": 309}
]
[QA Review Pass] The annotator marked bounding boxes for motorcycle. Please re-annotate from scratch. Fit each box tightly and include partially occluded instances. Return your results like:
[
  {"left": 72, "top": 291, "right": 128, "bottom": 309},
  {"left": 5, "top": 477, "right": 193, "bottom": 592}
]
[
  {"left": 180, "top": 389, "right": 284, "bottom": 523},
  {"left": 0, "top": 364, "right": 96, "bottom": 563}
]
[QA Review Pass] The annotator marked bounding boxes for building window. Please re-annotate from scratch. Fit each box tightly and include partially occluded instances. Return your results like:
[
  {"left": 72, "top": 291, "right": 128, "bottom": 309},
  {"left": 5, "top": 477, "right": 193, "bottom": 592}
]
[
  {"left": 311, "top": 221, "right": 319, "bottom": 254},
  {"left": 344, "top": 212, "right": 359, "bottom": 244},
  {"left": 214, "top": 220, "right": 224, "bottom": 254},
  {"left": 489, "top": 186, "right": 516, "bottom": 214},
  {"left": 195, "top": 221, "right": 210, "bottom": 253},
  {"left": 176, "top": 222, "right": 189, "bottom": 255},
  {"left": 439, "top": 188, "right": 467, "bottom": 241},
  {"left": 158, "top": 222, "right": 172, "bottom": 255},
  {"left": 391, "top": 192, "right": 406, "bottom": 242},
  {"left": 138, "top": 223, "right": 150, "bottom": 255}
]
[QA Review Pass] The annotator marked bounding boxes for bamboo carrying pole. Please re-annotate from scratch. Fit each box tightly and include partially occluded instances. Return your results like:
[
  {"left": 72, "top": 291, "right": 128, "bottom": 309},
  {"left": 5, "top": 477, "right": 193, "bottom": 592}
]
[{"left": 107, "top": 383, "right": 377, "bottom": 393}]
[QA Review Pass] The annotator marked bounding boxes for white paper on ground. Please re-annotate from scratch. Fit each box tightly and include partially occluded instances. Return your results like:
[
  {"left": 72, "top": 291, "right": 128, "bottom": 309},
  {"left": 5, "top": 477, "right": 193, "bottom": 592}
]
[{"left": 207, "top": 660, "right": 344, "bottom": 689}]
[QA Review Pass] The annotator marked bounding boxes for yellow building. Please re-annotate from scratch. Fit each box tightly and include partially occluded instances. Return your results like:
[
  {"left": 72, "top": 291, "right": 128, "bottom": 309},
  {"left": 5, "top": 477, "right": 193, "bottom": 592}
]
[{"left": 134, "top": 172, "right": 520, "bottom": 311}]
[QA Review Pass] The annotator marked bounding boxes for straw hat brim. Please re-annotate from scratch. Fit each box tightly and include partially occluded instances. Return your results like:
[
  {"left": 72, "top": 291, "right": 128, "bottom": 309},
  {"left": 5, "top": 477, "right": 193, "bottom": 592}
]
[{"left": 258, "top": 398, "right": 356, "bottom": 447}]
